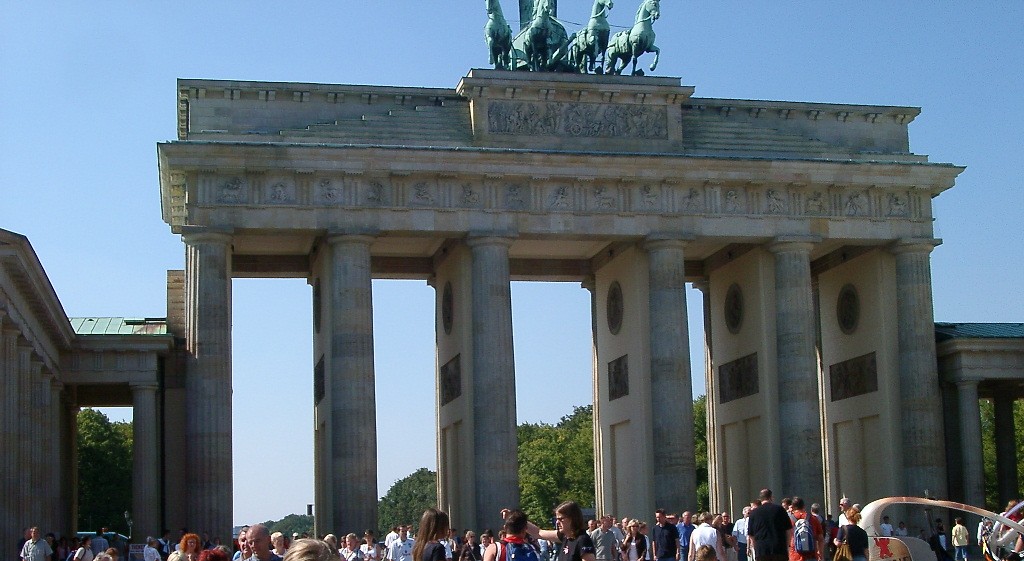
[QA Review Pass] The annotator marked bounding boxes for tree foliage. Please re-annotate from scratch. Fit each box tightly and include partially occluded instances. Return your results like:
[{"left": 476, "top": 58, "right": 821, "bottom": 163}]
[
  {"left": 980, "top": 398, "right": 1024, "bottom": 510},
  {"left": 78, "top": 408, "right": 133, "bottom": 534},
  {"left": 378, "top": 468, "right": 438, "bottom": 535},
  {"left": 693, "top": 395, "right": 709, "bottom": 511},
  {"left": 518, "top": 405, "right": 595, "bottom": 525},
  {"left": 267, "top": 514, "right": 314, "bottom": 537}
]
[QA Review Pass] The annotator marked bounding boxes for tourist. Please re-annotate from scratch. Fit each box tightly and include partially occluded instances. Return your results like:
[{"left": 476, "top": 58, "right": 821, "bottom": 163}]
[
  {"left": 688, "top": 513, "right": 723, "bottom": 561},
  {"left": 170, "top": 534, "right": 202, "bottom": 561},
  {"left": 362, "top": 532, "right": 381, "bottom": 561},
  {"left": 340, "top": 535, "right": 363, "bottom": 561},
  {"left": 234, "top": 528, "right": 252, "bottom": 561},
  {"left": 834, "top": 509, "right": 867, "bottom": 561},
  {"left": 590, "top": 516, "right": 620, "bottom": 561},
  {"left": 652, "top": 510, "right": 680, "bottom": 561},
  {"left": 272, "top": 534, "right": 288, "bottom": 559},
  {"left": 199, "top": 549, "right": 230, "bottom": 561},
  {"left": 385, "top": 527, "right": 413, "bottom": 561},
  {"left": 385, "top": 530, "right": 400, "bottom": 550},
  {"left": 483, "top": 509, "right": 532, "bottom": 561},
  {"left": 678, "top": 513, "right": 695, "bottom": 561},
  {"left": 787, "top": 497, "right": 822, "bottom": 561},
  {"left": 506, "top": 501, "right": 596, "bottom": 561},
  {"left": 747, "top": 489, "right": 791, "bottom": 561},
  {"left": 694, "top": 547, "right": 717, "bottom": 561},
  {"left": 75, "top": 537, "right": 95, "bottom": 561},
  {"left": 412, "top": 508, "right": 451, "bottom": 561},
  {"left": 478, "top": 531, "right": 494, "bottom": 561},
  {"left": 732, "top": 508, "right": 749, "bottom": 561},
  {"left": 718, "top": 514, "right": 736, "bottom": 561},
  {"left": 951, "top": 518, "right": 969, "bottom": 561},
  {"left": 146, "top": 538, "right": 163, "bottom": 561},
  {"left": 284, "top": 540, "right": 338, "bottom": 561},
  {"left": 621, "top": 520, "right": 647, "bottom": 561},
  {"left": 458, "top": 532, "right": 480, "bottom": 561},
  {"left": 95, "top": 548, "right": 118, "bottom": 561},
  {"left": 21, "top": 527, "right": 53, "bottom": 561},
  {"left": 639, "top": 524, "right": 651, "bottom": 561}
]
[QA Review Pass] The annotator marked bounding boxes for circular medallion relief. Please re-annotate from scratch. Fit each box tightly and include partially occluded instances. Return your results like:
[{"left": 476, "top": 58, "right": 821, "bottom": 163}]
[
  {"left": 607, "top": 281, "right": 624, "bottom": 335},
  {"left": 837, "top": 283, "right": 860, "bottom": 334},
  {"left": 724, "top": 283, "right": 743, "bottom": 335},
  {"left": 441, "top": 281, "right": 454, "bottom": 335},
  {"left": 313, "top": 278, "right": 322, "bottom": 334}
]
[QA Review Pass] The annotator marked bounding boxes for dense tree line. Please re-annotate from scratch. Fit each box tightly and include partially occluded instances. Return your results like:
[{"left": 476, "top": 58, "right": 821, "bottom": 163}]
[{"left": 78, "top": 408, "right": 133, "bottom": 534}]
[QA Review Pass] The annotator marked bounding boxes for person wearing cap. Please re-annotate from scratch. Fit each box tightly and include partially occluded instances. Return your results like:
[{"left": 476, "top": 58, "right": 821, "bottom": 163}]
[
  {"left": 361, "top": 531, "right": 381, "bottom": 561},
  {"left": 145, "top": 539, "right": 162, "bottom": 561}
]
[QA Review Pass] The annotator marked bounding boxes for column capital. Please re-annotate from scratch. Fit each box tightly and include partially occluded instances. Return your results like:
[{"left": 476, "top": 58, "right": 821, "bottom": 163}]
[
  {"left": 890, "top": 238, "right": 941, "bottom": 256},
  {"left": 642, "top": 235, "right": 692, "bottom": 252},
  {"left": 955, "top": 379, "right": 981, "bottom": 389},
  {"left": 129, "top": 382, "right": 160, "bottom": 393},
  {"left": 691, "top": 280, "right": 709, "bottom": 293},
  {"left": 580, "top": 275, "right": 596, "bottom": 292},
  {"left": 325, "top": 232, "right": 376, "bottom": 246},
  {"left": 466, "top": 234, "right": 515, "bottom": 248},
  {"left": 767, "top": 235, "right": 820, "bottom": 255},
  {"left": 181, "top": 226, "right": 233, "bottom": 245}
]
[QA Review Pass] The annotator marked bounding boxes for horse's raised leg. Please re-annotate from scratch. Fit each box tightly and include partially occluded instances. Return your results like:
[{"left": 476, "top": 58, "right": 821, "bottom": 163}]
[{"left": 648, "top": 44, "right": 660, "bottom": 71}]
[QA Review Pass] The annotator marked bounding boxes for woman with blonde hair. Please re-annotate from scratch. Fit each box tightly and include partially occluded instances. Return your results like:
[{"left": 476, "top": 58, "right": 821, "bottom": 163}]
[
  {"left": 621, "top": 519, "right": 647, "bottom": 561},
  {"left": 284, "top": 540, "right": 340, "bottom": 561},
  {"left": 413, "top": 508, "right": 451, "bottom": 561}
]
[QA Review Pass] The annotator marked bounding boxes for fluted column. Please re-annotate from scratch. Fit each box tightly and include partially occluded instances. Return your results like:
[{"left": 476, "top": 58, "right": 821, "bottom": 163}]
[
  {"left": 892, "top": 239, "right": 947, "bottom": 497},
  {"left": 17, "top": 345, "right": 34, "bottom": 525},
  {"left": 50, "top": 379, "right": 65, "bottom": 534},
  {"left": 64, "top": 398, "right": 80, "bottom": 535},
  {"left": 132, "top": 383, "right": 161, "bottom": 539},
  {"left": 582, "top": 277, "right": 605, "bottom": 514},
  {"left": 768, "top": 238, "right": 824, "bottom": 499},
  {"left": 183, "top": 230, "right": 233, "bottom": 538},
  {"left": 29, "top": 361, "right": 46, "bottom": 528},
  {"left": 644, "top": 238, "right": 696, "bottom": 508},
  {"left": 955, "top": 380, "right": 984, "bottom": 508},
  {"left": 326, "top": 233, "right": 378, "bottom": 533},
  {"left": 0, "top": 324, "right": 20, "bottom": 556},
  {"left": 468, "top": 236, "right": 519, "bottom": 526},
  {"left": 993, "top": 393, "right": 1019, "bottom": 506},
  {"left": 693, "top": 281, "right": 719, "bottom": 511}
]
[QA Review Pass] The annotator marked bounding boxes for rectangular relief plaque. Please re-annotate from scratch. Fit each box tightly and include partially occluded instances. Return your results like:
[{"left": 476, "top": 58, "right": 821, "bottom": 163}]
[
  {"left": 719, "top": 353, "right": 758, "bottom": 403},
  {"left": 608, "top": 354, "right": 629, "bottom": 401},
  {"left": 440, "top": 354, "right": 462, "bottom": 406},
  {"left": 829, "top": 352, "right": 878, "bottom": 401}
]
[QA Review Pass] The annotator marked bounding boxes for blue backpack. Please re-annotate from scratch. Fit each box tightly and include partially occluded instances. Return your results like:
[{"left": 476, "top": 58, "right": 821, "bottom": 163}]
[
  {"left": 793, "top": 515, "right": 816, "bottom": 554},
  {"left": 500, "top": 540, "right": 540, "bottom": 561}
]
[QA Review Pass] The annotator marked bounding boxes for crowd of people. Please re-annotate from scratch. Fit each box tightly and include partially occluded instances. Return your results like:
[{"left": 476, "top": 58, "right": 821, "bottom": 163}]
[{"left": 24, "top": 491, "right": 1021, "bottom": 561}]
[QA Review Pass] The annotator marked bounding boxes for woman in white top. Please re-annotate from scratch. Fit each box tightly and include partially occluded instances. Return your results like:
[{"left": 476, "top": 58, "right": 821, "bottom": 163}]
[
  {"left": 360, "top": 532, "right": 381, "bottom": 561},
  {"left": 74, "top": 538, "right": 94, "bottom": 561}
]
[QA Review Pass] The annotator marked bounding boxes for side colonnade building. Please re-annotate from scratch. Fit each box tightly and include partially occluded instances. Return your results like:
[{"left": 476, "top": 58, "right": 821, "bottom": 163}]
[{"left": 2, "top": 70, "right": 1022, "bottom": 551}]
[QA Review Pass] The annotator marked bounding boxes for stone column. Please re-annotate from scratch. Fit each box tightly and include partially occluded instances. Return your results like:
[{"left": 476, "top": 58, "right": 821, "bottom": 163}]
[
  {"left": 0, "top": 323, "right": 20, "bottom": 555},
  {"left": 582, "top": 277, "right": 605, "bottom": 514},
  {"left": 892, "top": 239, "right": 947, "bottom": 497},
  {"left": 131, "top": 383, "right": 161, "bottom": 539},
  {"left": 50, "top": 378, "right": 66, "bottom": 534},
  {"left": 17, "top": 345, "right": 34, "bottom": 525},
  {"left": 326, "top": 233, "right": 378, "bottom": 533},
  {"left": 693, "top": 281, "right": 719, "bottom": 510},
  {"left": 768, "top": 238, "right": 825, "bottom": 499},
  {"left": 64, "top": 397, "right": 80, "bottom": 535},
  {"left": 993, "top": 393, "right": 1019, "bottom": 506},
  {"left": 956, "top": 380, "right": 985, "bottom": 508},
  {"left": 183, "top": 230, "right": 233, "bottom": 538},
  {"left": 29, "top": 361, "right": 46, "bottom": 528},
  {"left": 644, "top": 238, "right": 696, "bottom": 508},
  {"left": 467, "top": 236, "right": 519, "bottom": 526}
]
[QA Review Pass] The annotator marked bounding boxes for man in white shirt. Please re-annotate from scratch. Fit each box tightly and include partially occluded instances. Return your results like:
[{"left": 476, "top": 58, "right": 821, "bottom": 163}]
[
  {"left": 144, "top": 538, "right": 162, "bottom": 561},
  {"left": 732, "top": 508, "right": 749, "bottom": 561},
  {"left": 20, "top": 527, "right": 53, "bottom": 561},
  {"left": 879, "top": 517, "right": 894, "bottom": 537},
  {"left": 386, "top": 527, "right": 414, "bottom": 561}
]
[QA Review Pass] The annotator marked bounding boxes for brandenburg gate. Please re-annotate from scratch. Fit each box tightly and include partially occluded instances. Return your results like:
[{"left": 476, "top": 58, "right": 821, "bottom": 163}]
[{"left": 157, "top": 67, "right": 962, "bottom": 537}]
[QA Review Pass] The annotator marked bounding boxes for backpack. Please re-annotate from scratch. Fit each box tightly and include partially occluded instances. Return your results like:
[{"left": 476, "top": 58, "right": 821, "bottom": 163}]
[
  {"left": 793, "top": 514, "right": 816, "bottom": 554},
  {"left": 499, "top": 540, "right": 540, "bottom": 561}
]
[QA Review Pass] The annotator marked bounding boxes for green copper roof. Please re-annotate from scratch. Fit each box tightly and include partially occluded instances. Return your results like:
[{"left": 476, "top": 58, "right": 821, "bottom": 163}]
[
  {"left": 935, "top": 322, "right": 1024, "bottom": 342},
  {"left": 70, "top": 317, "right": 169, "bottom": 336}
]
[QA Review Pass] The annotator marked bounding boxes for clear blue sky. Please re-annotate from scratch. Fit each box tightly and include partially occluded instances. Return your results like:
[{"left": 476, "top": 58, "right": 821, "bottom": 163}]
[{"left": 2, "top": 1, "right": 1021, "bottom": 527}]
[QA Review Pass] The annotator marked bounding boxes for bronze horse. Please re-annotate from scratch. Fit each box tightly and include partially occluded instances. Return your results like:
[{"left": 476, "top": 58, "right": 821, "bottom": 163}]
[
  {"left": 606, "top": 0, "right": 660, "bottom": 75},
  {"left": 485, "top": 0, "right": 513, "bottom": 69}
]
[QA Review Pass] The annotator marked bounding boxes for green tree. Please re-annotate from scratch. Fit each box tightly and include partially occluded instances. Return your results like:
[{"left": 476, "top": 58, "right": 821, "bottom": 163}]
[
  {"left": 518, "top": 405, "right": 594, "bottom": 525},
  {"left": 980, "top": 398, "right": 1024, "bottom": 511},
  {"left": 378, "top": 468, "right": 438, "bottom": 535},
  {"left": 268, "top": 514, "right": 314, "bottom": 537},
  {"left": 78, "top": 408, "right": 133, "bottom": 534},
  {"left": 693, "top": 395, "right": 709, "bottom": 511}
]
